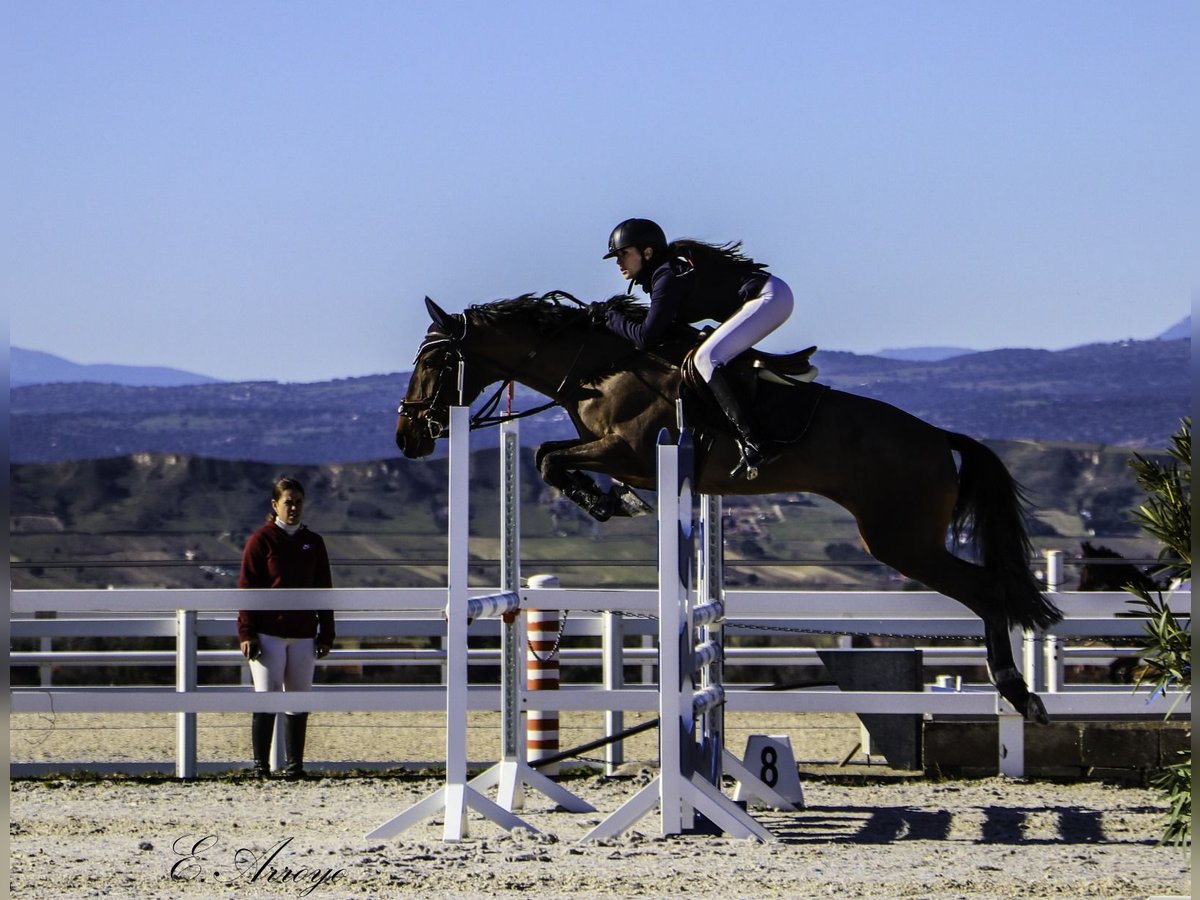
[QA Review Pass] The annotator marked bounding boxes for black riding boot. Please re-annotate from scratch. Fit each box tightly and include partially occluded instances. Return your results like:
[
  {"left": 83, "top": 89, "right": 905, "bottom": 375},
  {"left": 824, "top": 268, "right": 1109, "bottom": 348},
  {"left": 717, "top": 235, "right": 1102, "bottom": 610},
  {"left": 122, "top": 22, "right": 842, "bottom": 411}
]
[
  {"left": 251, "top": 712, "right": 275, "bottom": 777},
  {"left": 706, "top": 367, "right": 765, "bottom": 480},
  {"left": 282, "top": 713, "right": 309, "bottom": 779}
]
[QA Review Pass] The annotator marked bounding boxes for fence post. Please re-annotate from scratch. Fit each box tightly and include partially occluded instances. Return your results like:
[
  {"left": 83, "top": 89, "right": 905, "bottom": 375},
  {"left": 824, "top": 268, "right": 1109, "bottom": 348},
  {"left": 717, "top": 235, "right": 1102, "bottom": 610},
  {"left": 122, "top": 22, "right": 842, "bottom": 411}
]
[
  {"left": 602, "top": 608, "right": 624, "bottom": 775},
  {"left": 1042, "top": 549, "right": 1064, "bottom": 693},
  {"left": 1044, "top": 549, "right": 1064, "bottom": 591},
  {"left": 176, "top": 609, "right": 197, "bottom": 779},
  {"left": 39, "top": 612, "right": 54, "bottom": 687}
]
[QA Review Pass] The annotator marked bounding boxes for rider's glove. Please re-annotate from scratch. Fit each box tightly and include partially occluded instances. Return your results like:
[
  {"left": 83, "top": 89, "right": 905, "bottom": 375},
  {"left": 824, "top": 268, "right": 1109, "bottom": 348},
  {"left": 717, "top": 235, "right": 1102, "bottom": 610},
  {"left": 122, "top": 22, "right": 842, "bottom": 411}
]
[{"left": 588, "top": 300, "right": 612, "bottom": 328}]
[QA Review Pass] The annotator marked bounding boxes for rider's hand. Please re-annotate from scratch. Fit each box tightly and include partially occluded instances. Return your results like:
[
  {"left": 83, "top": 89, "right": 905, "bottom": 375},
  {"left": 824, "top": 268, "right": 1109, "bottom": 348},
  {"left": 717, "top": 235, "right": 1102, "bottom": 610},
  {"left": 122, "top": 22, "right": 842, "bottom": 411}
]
[{"left": 588, "top": 300, "right": 612, "bottom": 328}]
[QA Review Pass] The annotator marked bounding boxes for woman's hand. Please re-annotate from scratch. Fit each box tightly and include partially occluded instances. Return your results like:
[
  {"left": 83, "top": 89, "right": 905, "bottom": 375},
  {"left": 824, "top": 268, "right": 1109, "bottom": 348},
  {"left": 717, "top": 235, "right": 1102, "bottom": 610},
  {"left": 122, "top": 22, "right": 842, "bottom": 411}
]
[
  {"left": 241, "top": 640, "right": 261, "bottom": 661},
  {"left": 587, "top": 299, "right": 613, "bottom": 327},
  {"left": 315, "top": 642, "right": 332, "bottom": 659}
]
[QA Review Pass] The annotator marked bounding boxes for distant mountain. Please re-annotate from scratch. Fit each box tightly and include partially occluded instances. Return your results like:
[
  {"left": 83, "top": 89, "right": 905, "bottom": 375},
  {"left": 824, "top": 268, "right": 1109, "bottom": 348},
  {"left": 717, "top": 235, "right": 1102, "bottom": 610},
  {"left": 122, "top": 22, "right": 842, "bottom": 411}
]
[
  {"left": 11, "top": 347, "right": 224, "bottom": 387},
  {"left": 1157, "top": 316, "right": 1190, "bottom": 341},
  {"left": 8, "top": 337, "right": 1189, "bottom": 464},
  {"left": 873, "top": 346, "right": 976, "bottom": 362}
]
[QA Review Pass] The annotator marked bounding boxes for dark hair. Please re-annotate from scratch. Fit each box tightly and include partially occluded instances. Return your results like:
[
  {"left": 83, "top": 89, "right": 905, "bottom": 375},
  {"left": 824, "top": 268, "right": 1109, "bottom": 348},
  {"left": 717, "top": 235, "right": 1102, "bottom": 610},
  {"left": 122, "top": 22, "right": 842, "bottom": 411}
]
[
  {"left": 668, "top": 239, "right": 769, "bottom": 277},
  {"left": 267, "top": 477, "right": 306, "bottom": 522},
  {"left": 272, "top": 476, "right": 306, "bottom": 501}
]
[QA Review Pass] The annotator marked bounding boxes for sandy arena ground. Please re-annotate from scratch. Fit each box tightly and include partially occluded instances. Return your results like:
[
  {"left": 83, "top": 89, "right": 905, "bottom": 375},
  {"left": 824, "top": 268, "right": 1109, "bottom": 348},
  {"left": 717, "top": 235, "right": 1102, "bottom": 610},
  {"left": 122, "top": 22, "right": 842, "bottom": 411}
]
[{"left": 8, "top": 711, "right": 1193, "bottom": 899}]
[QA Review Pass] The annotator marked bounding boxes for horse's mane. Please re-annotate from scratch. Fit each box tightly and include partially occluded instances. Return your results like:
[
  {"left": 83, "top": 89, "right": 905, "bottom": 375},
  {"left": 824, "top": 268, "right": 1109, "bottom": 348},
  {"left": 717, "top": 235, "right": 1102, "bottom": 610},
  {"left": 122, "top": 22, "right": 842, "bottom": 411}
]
[
  {"left": 460, "top": 291, "right": 699, "bottom": 368},
  {"left": 464, "top": 292, "right": 651, "bottom": 332}
]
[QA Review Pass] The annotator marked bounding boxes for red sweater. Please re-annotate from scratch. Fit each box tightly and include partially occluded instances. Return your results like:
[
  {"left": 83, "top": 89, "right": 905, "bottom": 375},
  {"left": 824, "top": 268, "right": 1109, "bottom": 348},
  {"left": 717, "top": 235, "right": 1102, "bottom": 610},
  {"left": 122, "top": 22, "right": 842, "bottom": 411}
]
[{"left": 237, "top": 522, "right": 335, "bottom": 643}]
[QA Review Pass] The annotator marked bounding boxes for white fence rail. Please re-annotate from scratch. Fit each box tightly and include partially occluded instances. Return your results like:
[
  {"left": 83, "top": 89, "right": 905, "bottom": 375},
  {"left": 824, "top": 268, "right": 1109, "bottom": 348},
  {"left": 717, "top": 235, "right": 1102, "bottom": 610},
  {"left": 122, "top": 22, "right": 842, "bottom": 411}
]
[{"left": 10, "top": 585, "right": 1190, "bottom": 777}]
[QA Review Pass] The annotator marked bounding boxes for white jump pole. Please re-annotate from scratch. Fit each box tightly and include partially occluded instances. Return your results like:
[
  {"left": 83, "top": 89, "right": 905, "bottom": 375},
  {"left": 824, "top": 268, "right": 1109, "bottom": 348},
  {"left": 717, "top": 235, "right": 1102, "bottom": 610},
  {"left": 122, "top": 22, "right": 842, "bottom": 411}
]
[
  {"left": 368, "top": 406, "right": 533, "bottom": 841},
  {"left": 368, "top": 410, "right": 589, "bottom": 842},
  {"left": 467, "top": 420, "right": 593, "bottom": 814},
  {"left": 581, "top": 427, "right": 774, "bottom": 842}
]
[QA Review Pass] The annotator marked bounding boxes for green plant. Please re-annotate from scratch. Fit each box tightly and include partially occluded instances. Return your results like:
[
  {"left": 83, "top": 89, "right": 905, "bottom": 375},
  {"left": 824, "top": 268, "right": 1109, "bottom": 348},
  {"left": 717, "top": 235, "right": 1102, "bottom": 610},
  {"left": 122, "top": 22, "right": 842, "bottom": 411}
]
[{"left": 1125, "top": 417, "right": 1190, "bottom": 850}]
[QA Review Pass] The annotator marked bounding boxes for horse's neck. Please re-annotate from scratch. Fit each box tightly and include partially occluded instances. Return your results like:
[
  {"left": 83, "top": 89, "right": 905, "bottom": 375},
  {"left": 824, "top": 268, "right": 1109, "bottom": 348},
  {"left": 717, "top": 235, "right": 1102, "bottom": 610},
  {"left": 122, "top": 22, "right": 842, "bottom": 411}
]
[
  {"left": 474, "top": 318, "right": 687, "bottom": 397},
  {"left": 473, "top": 331, "right": 591, "bottom": 397}
]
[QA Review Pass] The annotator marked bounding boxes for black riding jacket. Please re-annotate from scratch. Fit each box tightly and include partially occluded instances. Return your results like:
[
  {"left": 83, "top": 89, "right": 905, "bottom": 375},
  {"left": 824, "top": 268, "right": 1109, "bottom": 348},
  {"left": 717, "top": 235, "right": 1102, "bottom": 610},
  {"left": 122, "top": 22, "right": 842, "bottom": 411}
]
[{"left": 603, "top": 253, "right": 768, "bottom": 350}]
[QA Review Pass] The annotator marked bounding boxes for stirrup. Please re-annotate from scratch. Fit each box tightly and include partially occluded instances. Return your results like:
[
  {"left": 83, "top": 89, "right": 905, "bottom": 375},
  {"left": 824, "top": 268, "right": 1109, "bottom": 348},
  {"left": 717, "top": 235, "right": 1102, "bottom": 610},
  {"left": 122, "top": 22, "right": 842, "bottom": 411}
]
[{"left": 730, "top": 443, "right": 763, "bottom": 481}]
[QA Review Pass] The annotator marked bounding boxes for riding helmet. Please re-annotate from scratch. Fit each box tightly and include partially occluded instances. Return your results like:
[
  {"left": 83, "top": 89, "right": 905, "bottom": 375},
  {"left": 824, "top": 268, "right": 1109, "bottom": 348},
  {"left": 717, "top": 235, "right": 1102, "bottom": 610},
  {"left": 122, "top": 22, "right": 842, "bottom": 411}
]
[{"left": 603, "top": 218, "right": 667, "bottom": 259}]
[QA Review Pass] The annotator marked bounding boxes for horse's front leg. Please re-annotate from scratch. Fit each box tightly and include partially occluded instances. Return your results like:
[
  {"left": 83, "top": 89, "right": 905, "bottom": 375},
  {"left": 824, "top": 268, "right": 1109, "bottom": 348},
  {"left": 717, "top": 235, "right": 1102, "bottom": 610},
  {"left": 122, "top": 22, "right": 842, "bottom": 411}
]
[
  {"left": 534, "top": 439, "right": 583, "bottom": 475},
  {"left": 537, "top": 434, "right": 652, "bottom": 522}
]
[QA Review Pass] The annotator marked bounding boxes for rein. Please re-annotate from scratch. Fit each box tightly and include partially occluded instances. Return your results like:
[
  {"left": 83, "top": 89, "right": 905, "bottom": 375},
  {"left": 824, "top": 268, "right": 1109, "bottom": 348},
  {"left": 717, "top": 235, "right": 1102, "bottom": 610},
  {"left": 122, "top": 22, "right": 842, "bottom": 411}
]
[{"left": 468, "top": 383, "right": 559, "bottom": 429}]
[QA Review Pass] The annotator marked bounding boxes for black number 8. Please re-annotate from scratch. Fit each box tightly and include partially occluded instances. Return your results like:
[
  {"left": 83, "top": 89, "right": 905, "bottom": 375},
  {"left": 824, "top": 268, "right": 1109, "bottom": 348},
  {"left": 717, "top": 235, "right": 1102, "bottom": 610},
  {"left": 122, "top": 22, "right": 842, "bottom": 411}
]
[{"left": 760, "top": 745, "right": 778, "bottom": 787}]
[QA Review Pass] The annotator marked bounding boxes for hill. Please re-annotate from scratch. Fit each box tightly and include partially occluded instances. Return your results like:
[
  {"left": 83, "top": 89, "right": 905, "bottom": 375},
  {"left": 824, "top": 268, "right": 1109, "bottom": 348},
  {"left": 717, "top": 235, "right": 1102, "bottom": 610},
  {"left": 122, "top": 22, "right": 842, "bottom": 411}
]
[
  {"left": 873, "top": 346, "right": 975, "bottom": 362},
  {"left": 1157, "top": 316, "right": 1190, "bottom": 341},
  {"left": 8, "top": 337, "right": 1189, "bottom": 464},
  {"left": 11, "top": 347, "right": 223, "bottom": 387},
  {"left": 10, "top": 440, "right": 1171, "bottom": 592}
]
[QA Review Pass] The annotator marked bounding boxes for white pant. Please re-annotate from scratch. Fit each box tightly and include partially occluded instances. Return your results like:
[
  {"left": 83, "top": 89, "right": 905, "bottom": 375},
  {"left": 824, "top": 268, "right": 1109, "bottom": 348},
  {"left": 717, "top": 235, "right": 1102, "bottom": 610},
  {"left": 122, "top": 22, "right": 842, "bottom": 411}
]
[
  {"left": 248, "top": 634, "right": 316, "bottom": 709},
  {"left": 693, "top": 274, "right": 795, "bottom": 381}
]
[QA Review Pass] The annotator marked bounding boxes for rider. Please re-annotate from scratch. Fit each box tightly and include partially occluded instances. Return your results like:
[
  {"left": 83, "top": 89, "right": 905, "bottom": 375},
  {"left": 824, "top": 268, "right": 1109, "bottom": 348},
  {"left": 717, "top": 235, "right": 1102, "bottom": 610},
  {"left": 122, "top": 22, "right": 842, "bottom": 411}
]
[{"left": 597, "top": 217, "right": 795, "bottom": 480}]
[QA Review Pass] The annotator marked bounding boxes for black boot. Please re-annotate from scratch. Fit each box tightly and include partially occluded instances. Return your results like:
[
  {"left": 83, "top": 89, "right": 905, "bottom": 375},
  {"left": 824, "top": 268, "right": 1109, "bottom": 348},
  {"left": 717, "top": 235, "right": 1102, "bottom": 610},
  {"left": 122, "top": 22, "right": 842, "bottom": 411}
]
[
  {"left": 282, "top": 713, "right": 309, "bottom": 779},
  {"left": 706, "top": 367, "right": 765, "bottom": 480},
  {"left": 251, "top": 712, "right": 275, "bottom": 778}
]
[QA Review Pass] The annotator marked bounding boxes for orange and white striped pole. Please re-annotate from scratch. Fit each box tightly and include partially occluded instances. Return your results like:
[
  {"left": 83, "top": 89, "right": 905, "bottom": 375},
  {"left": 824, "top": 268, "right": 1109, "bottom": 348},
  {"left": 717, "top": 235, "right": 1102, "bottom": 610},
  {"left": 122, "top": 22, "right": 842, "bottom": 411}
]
[{"left": 525, "top": 573, "right": 561, "bottom": 775}]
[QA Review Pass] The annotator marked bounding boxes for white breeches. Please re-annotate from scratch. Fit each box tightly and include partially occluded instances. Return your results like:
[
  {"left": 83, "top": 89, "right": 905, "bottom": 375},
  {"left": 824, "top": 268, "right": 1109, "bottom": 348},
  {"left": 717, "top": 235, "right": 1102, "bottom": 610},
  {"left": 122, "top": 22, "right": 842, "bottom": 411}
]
[
  {"left": 692, "top": 274, "right": 794, "bottom": 382},
  {"left": 249, "top": 634, "right": 316, "bottom": 706}
]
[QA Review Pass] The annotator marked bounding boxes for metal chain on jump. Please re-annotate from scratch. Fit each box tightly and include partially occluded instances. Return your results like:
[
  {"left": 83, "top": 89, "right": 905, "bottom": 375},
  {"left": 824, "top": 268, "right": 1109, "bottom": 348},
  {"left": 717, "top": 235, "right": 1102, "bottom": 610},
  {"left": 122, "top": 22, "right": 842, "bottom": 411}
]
[
  {"left": 604, "top": 609, "right": 960, "bottom": 643},
  {"left": 526, "top": 609, "right": 569, "bottom": 662},
  {"left": 608, "top": 608, "right": 970, "bottom": 643},
  {"left": 725, "top": 619, "right": 974, "bottom": 642},
  {"left": 724, "top": 624, "right": 1147, "bottom": 643}
]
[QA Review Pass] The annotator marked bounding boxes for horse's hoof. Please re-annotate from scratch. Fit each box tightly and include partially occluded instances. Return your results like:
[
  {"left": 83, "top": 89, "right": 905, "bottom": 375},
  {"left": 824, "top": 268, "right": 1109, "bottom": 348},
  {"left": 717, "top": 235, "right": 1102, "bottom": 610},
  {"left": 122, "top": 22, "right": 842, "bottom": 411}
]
[
  {"left": 613, "top": 484, "right": 653, "bottom": 517},
  {"left": 585, "top": 495, "right": 614, "bottom": 522},
  {"left": 1025, "top": 693, "right": 1050, "bottom": 725}
]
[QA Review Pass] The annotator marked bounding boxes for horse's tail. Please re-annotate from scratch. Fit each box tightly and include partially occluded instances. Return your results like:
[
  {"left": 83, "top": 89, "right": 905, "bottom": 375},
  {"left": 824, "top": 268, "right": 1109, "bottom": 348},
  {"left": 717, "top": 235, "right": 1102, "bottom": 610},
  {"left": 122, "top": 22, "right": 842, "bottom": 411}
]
[{"left": 947, "top": 432, "right": 1063, "bottom": 629}]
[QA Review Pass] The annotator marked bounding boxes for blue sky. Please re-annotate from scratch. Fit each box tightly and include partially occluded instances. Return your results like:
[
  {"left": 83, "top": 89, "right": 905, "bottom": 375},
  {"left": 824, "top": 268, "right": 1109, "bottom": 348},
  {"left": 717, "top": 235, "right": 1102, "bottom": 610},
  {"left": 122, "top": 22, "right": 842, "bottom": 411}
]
[{"left": 5, "top": 2, "right": 1196, "bottom": 383}]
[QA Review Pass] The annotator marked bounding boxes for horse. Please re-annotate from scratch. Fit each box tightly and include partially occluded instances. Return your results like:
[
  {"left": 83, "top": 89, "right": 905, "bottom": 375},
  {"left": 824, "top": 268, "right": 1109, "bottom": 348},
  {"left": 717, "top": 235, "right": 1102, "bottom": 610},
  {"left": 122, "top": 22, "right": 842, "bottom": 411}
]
[
  {"left": 1076, "top": 541, "right": 1164, "bottom": 684},
  {"left": 394, "top": 291, "right": 1062, "bottom": 723},
  {"left": 1076, "top": 541, "right": 1164, "bottom": 594}
]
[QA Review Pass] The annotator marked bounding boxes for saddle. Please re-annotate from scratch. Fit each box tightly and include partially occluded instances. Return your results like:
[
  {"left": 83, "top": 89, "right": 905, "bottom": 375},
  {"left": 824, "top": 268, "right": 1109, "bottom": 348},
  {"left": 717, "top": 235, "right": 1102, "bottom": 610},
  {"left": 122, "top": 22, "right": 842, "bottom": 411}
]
[
  {"left": 743, "top": 344, "right": 820, "bottom": 385},
  {"left": 679, "top": 346, "right": 829, "bottom": 449}
]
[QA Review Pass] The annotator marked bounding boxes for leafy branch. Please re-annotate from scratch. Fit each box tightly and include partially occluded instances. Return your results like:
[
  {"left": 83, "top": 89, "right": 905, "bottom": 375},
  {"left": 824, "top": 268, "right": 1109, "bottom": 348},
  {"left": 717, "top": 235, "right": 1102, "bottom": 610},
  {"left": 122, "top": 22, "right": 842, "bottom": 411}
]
[{"left": 1125, "top": 417, "right": 1190, "bottom": 850}]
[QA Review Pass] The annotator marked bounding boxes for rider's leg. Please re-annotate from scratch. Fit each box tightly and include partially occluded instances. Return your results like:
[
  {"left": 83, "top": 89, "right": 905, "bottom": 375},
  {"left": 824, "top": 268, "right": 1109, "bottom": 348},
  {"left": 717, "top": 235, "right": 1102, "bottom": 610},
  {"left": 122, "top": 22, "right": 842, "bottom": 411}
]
[
  {"left": 694, "top": 276, "right": 794, "bottom": 479},
  {"left": 705, "top": 365, "right": 766, "bottom": 479}
]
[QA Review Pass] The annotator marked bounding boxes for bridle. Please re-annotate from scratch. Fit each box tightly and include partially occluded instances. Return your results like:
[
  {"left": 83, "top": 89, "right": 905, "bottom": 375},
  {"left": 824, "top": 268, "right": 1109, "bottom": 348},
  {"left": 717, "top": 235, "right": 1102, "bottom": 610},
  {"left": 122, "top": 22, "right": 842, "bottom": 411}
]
[
  {"left": 396, "top": 292, "right": 596, "bottom": 439},
  {"left": 396, "top": 333, "right": 464, "bottom": 440}
]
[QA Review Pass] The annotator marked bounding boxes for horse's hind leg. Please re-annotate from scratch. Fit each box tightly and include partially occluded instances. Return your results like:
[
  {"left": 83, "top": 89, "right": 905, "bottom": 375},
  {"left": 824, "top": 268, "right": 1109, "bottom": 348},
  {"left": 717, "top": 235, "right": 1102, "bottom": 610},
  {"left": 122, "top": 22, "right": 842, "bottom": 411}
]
[
  {"left": 983, "top": 621, "right": 1049, "bottom": 725},
  {"left": 861, "top": 521, "right": 1049, "bottom": 724},
  {"left": 910, "top": 554, "right": 1048, "bottom": 724}
]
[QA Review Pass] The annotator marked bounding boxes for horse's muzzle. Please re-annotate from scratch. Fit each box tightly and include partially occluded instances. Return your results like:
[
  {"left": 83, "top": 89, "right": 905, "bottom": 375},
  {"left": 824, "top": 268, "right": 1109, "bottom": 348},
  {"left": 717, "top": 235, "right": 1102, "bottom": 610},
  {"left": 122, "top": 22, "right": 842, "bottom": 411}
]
[{"left": 395, "top": 415, "right": 439, "bottom": 459}]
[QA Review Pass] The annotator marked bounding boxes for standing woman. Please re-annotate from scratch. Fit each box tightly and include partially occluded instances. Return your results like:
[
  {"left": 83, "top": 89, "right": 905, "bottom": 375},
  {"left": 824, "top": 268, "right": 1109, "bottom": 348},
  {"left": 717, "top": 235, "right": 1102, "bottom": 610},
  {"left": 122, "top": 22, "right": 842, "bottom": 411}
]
[
  {"left": 237, "top": 477, "right": 335, "bottom": 778},
  {"left": 598, "top": 217, "right": 795, "bottom": 480}
]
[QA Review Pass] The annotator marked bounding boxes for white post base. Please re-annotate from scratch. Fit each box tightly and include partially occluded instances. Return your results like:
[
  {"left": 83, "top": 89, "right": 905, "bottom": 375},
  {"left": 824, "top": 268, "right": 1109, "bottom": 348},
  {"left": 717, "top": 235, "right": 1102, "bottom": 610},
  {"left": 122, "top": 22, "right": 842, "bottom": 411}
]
[
  {"left": 471, "top": 759, "right": 595, "bottom": 814},
  {"left": 580, "top": 771, "right": 776, "bottom": 843}
]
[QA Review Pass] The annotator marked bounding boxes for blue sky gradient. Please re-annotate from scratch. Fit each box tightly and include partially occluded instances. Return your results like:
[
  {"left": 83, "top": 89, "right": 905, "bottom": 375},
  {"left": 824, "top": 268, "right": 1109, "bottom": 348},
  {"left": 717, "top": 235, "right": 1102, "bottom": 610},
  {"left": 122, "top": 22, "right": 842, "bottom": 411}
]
[{"left": 6, "top": 2, "right": 1195, "bottom": 382}]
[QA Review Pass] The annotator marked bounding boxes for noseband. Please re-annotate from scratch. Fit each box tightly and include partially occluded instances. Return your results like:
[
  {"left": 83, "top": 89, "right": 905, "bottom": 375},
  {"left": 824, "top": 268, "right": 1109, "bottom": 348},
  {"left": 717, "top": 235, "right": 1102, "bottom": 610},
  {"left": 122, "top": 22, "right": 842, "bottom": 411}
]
[{"left": 396, "top": 333, "right": 462, "bottom": 440}]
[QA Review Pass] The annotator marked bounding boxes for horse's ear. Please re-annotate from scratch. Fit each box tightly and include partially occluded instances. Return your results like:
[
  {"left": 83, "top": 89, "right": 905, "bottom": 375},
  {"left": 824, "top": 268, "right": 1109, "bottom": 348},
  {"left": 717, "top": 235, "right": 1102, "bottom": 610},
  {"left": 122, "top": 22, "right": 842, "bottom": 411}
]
[{"left": 425, "top": 296, "right": 462, "bottom": 337}]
